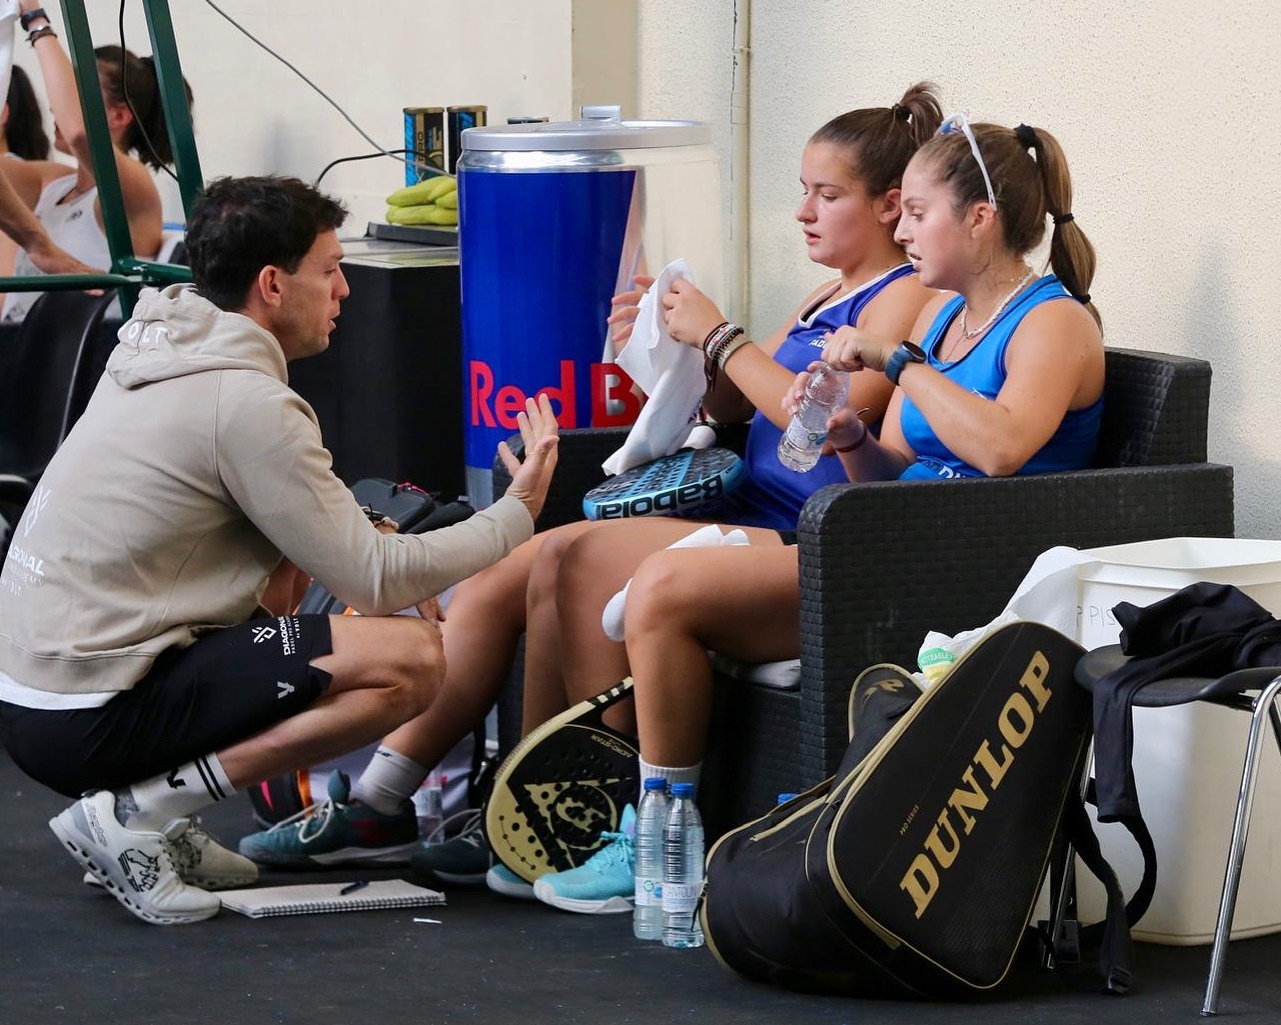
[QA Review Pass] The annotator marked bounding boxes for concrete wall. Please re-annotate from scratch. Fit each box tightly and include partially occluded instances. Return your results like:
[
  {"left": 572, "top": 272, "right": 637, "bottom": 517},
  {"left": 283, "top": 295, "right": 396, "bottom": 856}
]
[{"left": 638, "top": 0, "right": 1279, "bottom": 537}]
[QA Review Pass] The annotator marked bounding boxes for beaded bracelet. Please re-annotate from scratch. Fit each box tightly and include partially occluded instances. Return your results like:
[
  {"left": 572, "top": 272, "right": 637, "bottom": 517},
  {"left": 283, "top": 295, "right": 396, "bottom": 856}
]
[
  {"left": 702, "top": 320, "right": 730, "bottom": 355},
  {"left": 716, "top": 333, "right": 752, "bottom": 371},
  {"left": 704, "top": 324, "right": 744, "bottom": 388}
]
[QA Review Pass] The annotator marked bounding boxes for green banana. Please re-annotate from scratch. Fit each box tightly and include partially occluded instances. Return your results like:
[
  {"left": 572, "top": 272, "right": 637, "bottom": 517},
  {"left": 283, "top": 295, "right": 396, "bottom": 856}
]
[
  {"left": 435, "top": 190, "right": 458, "bottom": 210},
  {"left": 386, "top": 174, "right": 457, "bottom": 207},
  {"left": 385, "top": 204, "right": 459, "bottom": 226}
]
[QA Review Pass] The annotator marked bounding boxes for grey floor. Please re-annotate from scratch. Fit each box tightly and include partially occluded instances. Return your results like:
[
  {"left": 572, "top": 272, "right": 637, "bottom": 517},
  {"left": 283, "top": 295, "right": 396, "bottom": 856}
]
[{"left": 2, "top": 748, "right": 1279, "bottom": 1025}]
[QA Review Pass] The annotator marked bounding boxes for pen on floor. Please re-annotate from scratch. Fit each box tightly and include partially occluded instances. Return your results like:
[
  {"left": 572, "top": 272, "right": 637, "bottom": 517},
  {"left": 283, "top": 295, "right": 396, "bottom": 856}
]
[{"left": 340, "top": 880, "right": 370, "bottom": 896}]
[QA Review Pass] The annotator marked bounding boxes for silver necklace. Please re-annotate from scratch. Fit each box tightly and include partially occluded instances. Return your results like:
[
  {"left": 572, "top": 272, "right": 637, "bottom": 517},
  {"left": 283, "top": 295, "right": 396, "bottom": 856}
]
[{"left": 958, "top": 267, "right": 1036, "bottom": 341}]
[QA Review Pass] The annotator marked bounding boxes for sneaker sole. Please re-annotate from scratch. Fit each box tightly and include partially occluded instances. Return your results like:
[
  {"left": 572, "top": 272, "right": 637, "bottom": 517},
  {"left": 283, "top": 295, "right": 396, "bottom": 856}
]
[
  {"left": 485, "top": 867, "right": 536, "bottom": 900},
  {"left": 239, "top": 840, "right": 419, "bottom": 869},
  {"left": 427, "top": 868, "right": 489, "bottom": 885},
  {"left": 83, "top": 870, "right": 257, "bottom": 892},
  {"left": 532, "top": 879, "right": 633, "bottom": 914},
  {"left": 51, "top": 814, "right": 219, "bottom": 926}
]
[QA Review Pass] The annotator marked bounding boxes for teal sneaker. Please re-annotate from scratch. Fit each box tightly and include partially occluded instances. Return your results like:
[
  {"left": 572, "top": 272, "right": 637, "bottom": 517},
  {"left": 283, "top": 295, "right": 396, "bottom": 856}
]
[
  {"left": 237, "top": 772, "right": 418, "bottom": 868},
  {"left": 486, "top": 862, "right": 536, "bottom": 900},
  {"left": 532, "top": 805, "right": 636, "bottom": 914}
]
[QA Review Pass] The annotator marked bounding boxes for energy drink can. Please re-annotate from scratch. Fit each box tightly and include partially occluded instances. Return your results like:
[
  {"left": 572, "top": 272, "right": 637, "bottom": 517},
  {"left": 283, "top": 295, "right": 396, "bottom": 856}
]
[
  {"left": 403, "top": 106, "right": 445, "bottom": 185},
  {"left": 446, "top": 105, "right": 488, "bottom": 174}
]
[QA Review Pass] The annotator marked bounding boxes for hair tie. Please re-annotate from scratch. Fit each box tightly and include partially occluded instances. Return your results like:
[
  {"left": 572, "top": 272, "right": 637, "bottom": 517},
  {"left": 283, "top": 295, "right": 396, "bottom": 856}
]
[
  {"left": 1053, "top": 212, "right": 1075, "bottom": 225},
  {"left": 1078, "top": 293, "right": 1091, "bottom": 304},
  {"left": 892, "top": 103, "right": 911, "bottom": 123},
  {"left": 1013, "top": 123, "right": 1038, "bottom": 149}
]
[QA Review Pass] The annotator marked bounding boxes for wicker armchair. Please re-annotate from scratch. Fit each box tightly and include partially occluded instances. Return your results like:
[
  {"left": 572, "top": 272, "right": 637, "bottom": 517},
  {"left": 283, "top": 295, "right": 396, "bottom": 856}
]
[{"left": 493, "top": 347, "right": 1235, "bottom": 835}]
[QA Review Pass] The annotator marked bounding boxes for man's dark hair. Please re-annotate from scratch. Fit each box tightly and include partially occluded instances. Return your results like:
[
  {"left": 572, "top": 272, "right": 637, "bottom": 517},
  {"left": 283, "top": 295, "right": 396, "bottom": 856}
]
[{"left": 184, "top": 176, "right": 348, "bottom": 311}]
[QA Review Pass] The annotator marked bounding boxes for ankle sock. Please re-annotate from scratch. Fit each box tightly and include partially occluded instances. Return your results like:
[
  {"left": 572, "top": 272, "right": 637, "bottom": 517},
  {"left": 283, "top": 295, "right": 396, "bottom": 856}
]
[
  {"left": 351, "top": 745, "right": 429, "bottom": 816},
  {"left": 121, "top": 753, "right": 235, "bottom": 831},
  {"left": 638, "top": 758, "right": 702, "bottom": 796}
]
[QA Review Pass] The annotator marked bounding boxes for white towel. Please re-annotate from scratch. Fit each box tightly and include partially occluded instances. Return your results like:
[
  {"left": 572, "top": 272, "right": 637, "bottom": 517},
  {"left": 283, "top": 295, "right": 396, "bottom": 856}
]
[
  {"left": 601, "top": 525, "right": 751, "bottom": 642},
  {"left": 601, "top": 258, "right": 707, "bottom": 476},
  {"left": 0, "top": 2, "right": 19, "bottom": 109}
]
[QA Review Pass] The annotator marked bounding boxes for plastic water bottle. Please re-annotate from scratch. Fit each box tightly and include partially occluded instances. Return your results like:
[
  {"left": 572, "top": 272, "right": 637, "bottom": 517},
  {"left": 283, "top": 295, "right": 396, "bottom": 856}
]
[
  {"left": 776, "top": 362, "right": 850, "bottom": 472},
  {"left": 661, "top": 782, "right": 705, "bottom": 948},
  {"left": 414, "top": 769, "right": 444, "bottom": 844},
  {"left": 633, "top": 777, "right": 671, "bottom": 940}
]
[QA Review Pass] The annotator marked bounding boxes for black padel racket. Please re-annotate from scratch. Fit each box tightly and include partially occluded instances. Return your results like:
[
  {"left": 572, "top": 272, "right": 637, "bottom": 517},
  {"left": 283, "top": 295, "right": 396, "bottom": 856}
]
[
  {"left": 485, "top": 679, "right": 638, "bottom": 881},
  {"left": 582, "top": 447, "right": 745, "bottom": 521}
]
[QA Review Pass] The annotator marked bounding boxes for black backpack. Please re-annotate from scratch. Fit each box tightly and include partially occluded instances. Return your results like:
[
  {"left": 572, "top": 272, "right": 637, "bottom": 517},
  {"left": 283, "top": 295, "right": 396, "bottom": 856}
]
[{"left": 702, "top": 621, "right": 1148, "bottom": 999}]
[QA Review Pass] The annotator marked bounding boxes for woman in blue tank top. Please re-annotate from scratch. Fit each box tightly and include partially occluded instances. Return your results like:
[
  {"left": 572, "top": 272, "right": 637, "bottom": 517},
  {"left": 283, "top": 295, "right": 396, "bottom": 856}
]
[{"left": 588, "top": 114, "right": 1105, "bottom": 873}]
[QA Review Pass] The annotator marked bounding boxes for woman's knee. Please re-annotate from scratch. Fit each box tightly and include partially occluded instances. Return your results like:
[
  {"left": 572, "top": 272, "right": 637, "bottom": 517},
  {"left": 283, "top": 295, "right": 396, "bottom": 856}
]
[{"left": 623, "top": 552, "right": 700, "bottom": 640}]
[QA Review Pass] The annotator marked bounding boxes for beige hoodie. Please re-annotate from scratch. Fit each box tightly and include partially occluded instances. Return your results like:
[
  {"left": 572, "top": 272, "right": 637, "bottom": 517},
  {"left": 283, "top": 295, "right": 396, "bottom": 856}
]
[{"left": 0, "top": 284, "right": 532, "bottom": 697}]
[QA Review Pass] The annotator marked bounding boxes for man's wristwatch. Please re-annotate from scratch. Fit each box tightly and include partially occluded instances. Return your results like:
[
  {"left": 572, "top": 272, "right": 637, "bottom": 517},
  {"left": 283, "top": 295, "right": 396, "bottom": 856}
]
[{"left": 884, "top": 340, "right": 927, "bottom": 386}]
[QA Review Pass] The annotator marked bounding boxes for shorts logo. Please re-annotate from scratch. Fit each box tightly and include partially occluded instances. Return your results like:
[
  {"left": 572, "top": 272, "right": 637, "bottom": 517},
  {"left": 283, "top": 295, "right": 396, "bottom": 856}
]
[
  {"left": 251, "top": 626, "right": 277, "bottom": 644},
  {"left": 276, "top": 681, "right": 295, "bottom": 699}
]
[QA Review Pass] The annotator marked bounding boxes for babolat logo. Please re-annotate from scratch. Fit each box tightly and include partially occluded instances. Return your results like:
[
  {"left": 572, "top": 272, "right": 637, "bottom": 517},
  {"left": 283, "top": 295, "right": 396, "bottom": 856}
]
[
  {"left": 898, "top": 650, "right": 1053, "bottom": 919},
  {"left": 595, "top": 477, "right": 723, "bottom": 519}
]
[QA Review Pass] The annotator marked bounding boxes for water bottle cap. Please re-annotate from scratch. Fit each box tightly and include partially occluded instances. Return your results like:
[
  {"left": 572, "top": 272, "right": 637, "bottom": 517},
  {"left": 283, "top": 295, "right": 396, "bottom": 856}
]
[
  {"left": 670, "top": 782, "right": 696, "bottom": 798},
  {"left": 643, "top": 777, "right": 668, "bottom": 790}
]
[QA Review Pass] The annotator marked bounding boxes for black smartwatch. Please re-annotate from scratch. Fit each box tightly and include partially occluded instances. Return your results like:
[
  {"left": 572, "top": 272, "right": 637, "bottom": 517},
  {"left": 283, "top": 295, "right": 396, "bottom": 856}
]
[
  {"left": 19, "top": 7, "right": 49, "bottom": 31},
  {"left": 884, "top": 340, "right": 927, "bottom": 385}
]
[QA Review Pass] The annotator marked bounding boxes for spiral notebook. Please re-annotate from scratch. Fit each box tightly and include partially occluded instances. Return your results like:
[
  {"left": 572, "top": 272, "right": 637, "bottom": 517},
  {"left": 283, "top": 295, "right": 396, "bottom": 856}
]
[{"left": 219, "top": 880, "right": 445, "bottom": 919}]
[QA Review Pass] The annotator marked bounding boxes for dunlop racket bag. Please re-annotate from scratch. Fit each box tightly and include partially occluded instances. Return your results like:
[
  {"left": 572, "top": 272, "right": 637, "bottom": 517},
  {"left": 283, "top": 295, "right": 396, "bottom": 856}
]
[{"left": 703, "top": 621, "right": 1139, "bottom": 998}]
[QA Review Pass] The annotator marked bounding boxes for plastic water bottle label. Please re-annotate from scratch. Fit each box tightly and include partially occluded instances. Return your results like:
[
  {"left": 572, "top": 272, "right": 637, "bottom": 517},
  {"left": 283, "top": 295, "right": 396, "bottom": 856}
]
[
  {"left": 635, "top": 876, "right": 661, "bottom": 907},
  {"left": 661, "top": 881, "right": 700, "bottom": 914}
]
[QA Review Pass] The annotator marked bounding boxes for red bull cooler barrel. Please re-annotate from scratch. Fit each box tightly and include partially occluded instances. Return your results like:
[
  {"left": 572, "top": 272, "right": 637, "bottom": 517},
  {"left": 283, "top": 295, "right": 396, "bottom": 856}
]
[{"left": 457, "top": 107, "right": 722, "bottom": 505}]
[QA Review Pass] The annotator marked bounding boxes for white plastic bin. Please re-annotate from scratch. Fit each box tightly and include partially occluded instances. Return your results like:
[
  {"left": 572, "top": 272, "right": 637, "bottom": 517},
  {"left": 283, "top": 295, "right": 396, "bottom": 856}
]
[{"left": 1074, "top": 537, "right": 1281, "bottom": 944}]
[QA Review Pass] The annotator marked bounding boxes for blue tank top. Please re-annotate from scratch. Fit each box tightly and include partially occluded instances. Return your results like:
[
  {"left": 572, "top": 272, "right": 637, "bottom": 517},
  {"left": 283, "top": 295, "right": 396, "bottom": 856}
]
[
  {"left": 897, "top": 275, "right": 1101, "bottom": 481},
  {"left": 705, "top": 263, "right": 917, "bottom": 530}
]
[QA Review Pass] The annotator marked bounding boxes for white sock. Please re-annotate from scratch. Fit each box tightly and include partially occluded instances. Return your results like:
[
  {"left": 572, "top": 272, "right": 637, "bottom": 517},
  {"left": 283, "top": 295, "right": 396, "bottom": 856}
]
[
  {"left": 351, "top": 746, "right": 430, "bottom": 816},
  {"left": 601, "top": 526, "right": 751, "bottom": 642},
  {"left": 122, "top": 753, "right": 235, "bottom": 831},
  {"left": 638, "top": 758, "right": 703, "bottom": 798}
]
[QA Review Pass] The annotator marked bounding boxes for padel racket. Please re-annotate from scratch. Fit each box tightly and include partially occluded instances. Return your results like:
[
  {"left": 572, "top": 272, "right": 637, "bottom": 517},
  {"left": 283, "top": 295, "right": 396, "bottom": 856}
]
[
  {"left": 485, "top": 679, "right": 639, "bottom": 881},
  {"left": 582, "top": 447, "right": 745, "bottom": 521}
]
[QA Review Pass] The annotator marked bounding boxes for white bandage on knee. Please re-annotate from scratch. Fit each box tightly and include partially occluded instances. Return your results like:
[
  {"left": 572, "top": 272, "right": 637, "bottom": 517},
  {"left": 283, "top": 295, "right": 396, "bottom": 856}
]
[{"left": 600, "top": 525, "right": 750, "bottom": 642}]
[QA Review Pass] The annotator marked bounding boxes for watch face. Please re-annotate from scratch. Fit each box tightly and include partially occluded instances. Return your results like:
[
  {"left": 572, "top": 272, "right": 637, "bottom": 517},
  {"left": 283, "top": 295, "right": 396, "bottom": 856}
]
[{"left": 903, "top": 341, "right": 927, "bottom": 362}]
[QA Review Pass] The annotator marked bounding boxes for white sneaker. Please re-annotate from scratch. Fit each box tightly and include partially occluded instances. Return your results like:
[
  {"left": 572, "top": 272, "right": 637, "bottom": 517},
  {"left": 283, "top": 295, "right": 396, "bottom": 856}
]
[
  {"left": 82, "top": 814, "right": 259, "bottom": 892},
  {"left": 50, "top": 791, "right": 222, "bottom": 925},
  {"left": 169, "top": 817, "right": 259, "bottom": 889}
]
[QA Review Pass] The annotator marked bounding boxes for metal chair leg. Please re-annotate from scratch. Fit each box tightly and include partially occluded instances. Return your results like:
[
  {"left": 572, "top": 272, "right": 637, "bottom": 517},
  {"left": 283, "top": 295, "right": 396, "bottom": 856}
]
[{"left": 1201, "top": 674, "right": 1281, "bottom": 1016}]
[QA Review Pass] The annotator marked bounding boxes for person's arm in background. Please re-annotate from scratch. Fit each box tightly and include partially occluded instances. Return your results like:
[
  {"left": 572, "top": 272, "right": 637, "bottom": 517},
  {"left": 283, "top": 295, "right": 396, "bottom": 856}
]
[{"left": 0, "top": 164, "right": 97, "bottom": 275}]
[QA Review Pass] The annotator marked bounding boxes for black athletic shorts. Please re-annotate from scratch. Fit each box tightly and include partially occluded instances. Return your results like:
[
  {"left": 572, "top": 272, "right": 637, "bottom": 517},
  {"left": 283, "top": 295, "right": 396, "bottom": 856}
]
[{"left": 0, "top": 615, "right": 334, "bottom": 798}]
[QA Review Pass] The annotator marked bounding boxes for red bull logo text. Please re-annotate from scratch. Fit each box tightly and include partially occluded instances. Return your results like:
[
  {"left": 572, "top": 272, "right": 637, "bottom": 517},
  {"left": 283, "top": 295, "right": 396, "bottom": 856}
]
[{"left": 469, "top": 358, "right": 642, "bottom": 430}]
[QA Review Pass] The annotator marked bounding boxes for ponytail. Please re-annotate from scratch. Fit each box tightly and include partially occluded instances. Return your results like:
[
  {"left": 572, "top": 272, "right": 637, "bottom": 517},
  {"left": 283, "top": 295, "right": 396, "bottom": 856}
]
[
  {"left": 1013, "top": 125, "right": 1100, "bottom": 328},
  {"left": 94, "top": 44, "right": 194, "bottom": 171},
  {"left": 810, "top": 81, "right": 943, "bottom": 197}
]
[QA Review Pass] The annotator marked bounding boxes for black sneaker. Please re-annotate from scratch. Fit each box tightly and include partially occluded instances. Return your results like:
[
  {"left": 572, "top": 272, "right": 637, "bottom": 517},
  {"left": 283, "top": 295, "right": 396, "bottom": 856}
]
[{"left": 410, "top": 810, "right": 492, "bottom": 884}]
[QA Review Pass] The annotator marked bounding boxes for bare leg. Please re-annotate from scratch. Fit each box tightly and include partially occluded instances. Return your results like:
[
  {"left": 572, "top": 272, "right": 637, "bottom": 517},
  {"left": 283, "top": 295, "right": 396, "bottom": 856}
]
[
  {"left": 522, "top": 519, "right": 784, "bottom": 736},
  {"left": 624, "top": 544, "right": 800, "bottom": 766},
  {"left": 379, "top": 521, "right": 599, "bottom": 767},
  {"left": 215, "top": 613, "right": 445, "bottom": 789}
]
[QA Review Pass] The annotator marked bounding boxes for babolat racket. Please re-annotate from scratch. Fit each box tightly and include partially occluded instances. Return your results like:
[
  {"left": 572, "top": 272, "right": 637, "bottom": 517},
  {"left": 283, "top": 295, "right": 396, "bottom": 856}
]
[
  {"left": 582, "top": 446, "right": 746, "bottom": 520},
  {"left": 485, "top": 679, "right": 639, "bottom": 882}
]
